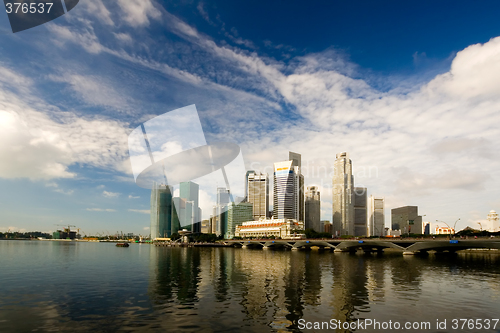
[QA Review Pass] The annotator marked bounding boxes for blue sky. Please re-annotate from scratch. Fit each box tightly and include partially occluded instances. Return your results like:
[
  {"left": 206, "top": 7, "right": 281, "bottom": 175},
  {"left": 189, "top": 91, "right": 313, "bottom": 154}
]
[{"left": 1, "top": 0, "right": 500, "bottom": 235}]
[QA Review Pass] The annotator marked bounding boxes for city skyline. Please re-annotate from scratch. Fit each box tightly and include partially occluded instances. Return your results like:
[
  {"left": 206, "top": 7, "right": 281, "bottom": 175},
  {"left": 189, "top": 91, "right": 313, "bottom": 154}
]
[{"left": 1, "top": 1, "right": 500, "bottom": 235}]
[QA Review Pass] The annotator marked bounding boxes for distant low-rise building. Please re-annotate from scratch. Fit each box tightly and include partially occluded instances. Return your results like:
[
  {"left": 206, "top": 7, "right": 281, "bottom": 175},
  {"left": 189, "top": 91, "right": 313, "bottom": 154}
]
[
  {"left": 435, "top": 226, "right": 454, "bottom": 235},
  {"left": 391, "top": 206, "right": 423, "bottom": 235},
  {"left": 201, "top": 219, "right": 210, "bottom": 234},
  {"left": 235, "top": 218, "right": 304, "bottom": 239},
  {"left": 323, "top": 221, "right": 332, "bottom": 234}
]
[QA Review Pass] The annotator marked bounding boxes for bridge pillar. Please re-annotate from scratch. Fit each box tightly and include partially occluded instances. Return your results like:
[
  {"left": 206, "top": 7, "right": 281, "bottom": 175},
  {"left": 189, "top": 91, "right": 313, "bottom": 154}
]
[
  {"left": 263, "top": 246, "right": 270, "bottom": 250},
  {"left": 403, "top": 251, "right": 415, "bottom": 255},
  {"left": 334, "top": 248, "right": 350, "bottom": 253},
  {"left": 241, "top": 245, "right": 248, "bottom": 249},
  {"left": 291, "top": 247, "right": 299, "bottom": 251}
]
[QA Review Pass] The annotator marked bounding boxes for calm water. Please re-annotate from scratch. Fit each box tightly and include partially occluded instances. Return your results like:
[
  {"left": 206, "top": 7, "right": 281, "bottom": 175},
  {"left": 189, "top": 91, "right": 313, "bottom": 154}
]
[{"left": 1, "top": 241, "right": 500, "bottom": 332}]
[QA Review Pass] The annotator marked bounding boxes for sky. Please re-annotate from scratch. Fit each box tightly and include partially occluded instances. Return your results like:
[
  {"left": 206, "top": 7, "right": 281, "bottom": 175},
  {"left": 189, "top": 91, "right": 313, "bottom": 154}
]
[{"left": 1, "top": 0, "right": 500, "bottom": 235}]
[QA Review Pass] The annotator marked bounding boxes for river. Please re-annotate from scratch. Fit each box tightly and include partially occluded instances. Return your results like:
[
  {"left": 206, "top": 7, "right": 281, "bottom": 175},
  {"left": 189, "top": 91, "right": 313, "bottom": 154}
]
[{"left": 1, "top": 240, "right": 499, "bottom": 332}]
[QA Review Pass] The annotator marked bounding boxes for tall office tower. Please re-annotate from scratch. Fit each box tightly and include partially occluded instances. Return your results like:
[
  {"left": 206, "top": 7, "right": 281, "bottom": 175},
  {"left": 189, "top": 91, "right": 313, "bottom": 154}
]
[
  {"left": 368, "top": 196, "right": 385, "bottom": 236},
  {"left": 247, "top": 171, "right": 270, "bottom": 219},
  {"left": 225, "top": 202, "right": 253, "bottom": 239},
  {"left": 244, "top": 170, "right": 255, "bottom": 201},
  {"left": 353, "top": 187, "right": 367, "bottom": 237},
  {"left": 215, "top": 187, "right": 231, "bottom": 236},
  {"left": 171, "top": 197, "right": 186, "bottom": 232},
  {"left": 305, "top": 186, "right": 321, "bottom": 232},
  {"left": 273, "top": 152, "right": 305, "bottom": 222},
  {"left": 332, "top": 152, "right": 354, "bottom": 236},
  {"left": 150, "top": 182, "right": 176, "bottom": 239},
  {"left": 391, "top": 206, "right": 423, "bottom": 235},
  {"left": 180, "top": 181, "right": 200, "bottom": 233}
]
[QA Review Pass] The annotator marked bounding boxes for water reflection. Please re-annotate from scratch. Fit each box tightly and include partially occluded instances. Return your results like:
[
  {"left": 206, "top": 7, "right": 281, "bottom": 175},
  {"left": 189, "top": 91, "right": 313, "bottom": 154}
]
[{"left": 1, "top": 241, "right": 500, "bottom": 333}]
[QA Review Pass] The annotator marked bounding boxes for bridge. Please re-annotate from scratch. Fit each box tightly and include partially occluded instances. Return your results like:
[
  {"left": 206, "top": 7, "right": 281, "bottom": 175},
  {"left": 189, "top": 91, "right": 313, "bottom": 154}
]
[{"left": 225, "top": 239, "right": 500, "bottom": 255}]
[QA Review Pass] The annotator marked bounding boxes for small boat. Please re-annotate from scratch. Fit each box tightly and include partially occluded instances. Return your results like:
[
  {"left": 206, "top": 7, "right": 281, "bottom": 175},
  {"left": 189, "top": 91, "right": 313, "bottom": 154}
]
[{"left": 116, "top": 243, "right": 129, "bottom": 247}]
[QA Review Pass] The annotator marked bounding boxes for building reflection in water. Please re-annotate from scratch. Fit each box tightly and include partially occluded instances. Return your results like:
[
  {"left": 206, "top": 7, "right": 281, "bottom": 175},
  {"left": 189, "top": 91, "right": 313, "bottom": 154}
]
[{"left": 148, "top": 247, "right": 500, "bottom": 333}]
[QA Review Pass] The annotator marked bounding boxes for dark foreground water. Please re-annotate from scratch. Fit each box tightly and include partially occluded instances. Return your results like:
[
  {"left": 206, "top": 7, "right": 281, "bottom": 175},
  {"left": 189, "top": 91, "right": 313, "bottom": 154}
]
[{"left": 1, "top": 241, "right": 500, "bottom": 332}]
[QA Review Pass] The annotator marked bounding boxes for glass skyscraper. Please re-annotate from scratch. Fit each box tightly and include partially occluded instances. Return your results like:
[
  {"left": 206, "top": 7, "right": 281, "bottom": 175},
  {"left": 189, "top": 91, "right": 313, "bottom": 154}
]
[
  {"left": 179, "top": 181, "right": 201, "bottom": 233},
  {"left": 150, "top": 182, "right": 176, "bottom": 239}
]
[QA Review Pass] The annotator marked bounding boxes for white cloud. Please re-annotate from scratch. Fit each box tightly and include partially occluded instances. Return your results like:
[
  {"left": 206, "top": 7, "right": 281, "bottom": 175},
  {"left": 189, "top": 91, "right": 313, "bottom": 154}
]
[
  {"left": 116, "top": 0, "right": 161, "bottom": 27},
  {"left": 54, "top": 188, "right": 74, "bottom": 195},
  {"left": 128, "top": 195, "right": 140, "bottom": 199},
  {"left": 0, "top": 111, "right": 75, "bottom": 180},
  {"left": 113, "top": 32, "right": 133, "bottom": 43},
  {"left": 86, "top": 208, "right": 116, "bottom": 212},
  {"left": 0, "top": 65, "right": 131, "bottom": 181},
  {"left": 128, "top": 209, "right": 150, "bottom": 214},
  {"left": 81, "top": 0, "right": 114, "bottom": 26},
  {"left": 103, "top": 191, "right": 120, "bottom": 198},
  {"left": 48, "top": 73, "right": 129, "bottom": 110},
  {"left": 143, "top": 226, "right": 150, "bottom": 230}
]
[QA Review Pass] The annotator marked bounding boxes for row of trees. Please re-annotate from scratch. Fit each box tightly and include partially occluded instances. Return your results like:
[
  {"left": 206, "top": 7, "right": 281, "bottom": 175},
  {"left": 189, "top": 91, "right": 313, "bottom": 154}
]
[{"left": 0, "top": 231, "right": 52, "bottom": 239}]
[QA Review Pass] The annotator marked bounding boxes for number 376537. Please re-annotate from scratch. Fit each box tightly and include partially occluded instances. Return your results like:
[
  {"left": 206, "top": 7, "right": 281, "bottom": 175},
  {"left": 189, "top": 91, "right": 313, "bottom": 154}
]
[{"left": 5, "top": 2, "right": 53, "bottom": 14}]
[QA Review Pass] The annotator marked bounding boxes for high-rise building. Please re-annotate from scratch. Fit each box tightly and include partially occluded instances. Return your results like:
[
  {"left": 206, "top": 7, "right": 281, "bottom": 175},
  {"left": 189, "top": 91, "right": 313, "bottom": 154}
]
[
  {"left": 368, "top": 196, "right": 385, "bottom": 237},
  {"left": 332, "top": 152, "right": 354, "bottom": 236},
  {"left": 150, "top": 182, "right": 176, "bottom": 239},
  {"left": 244, "top": 170, "right": 255, "bottom": 201},
  {"left": 391, "top": 206, "right": 423, "bottom": 235},
  {"left": 273, "top": 152, "right": 305, "bottom": 222},
  {"left": 215, "top": 187, "right": 231, "bottom": 236},
  {"left": 305, "top": 186, "right": 321, "bottom": 232},
  {"left": 180, "top": 181, "right": 201, "bottom": 233},
  {"left": 486, "top": 210, "right": 500, "bottom": 232},
  {"left": 225, "top": 202, "right": 253, "bottom": 239},
  {"left": 353, "top": 187, "right": 367, "bottom": 237},
  {"left": 247, "top": 171, "right": 269, "bottom": 220},
  {"left": 171, "top": 197, "right": 186, "bottom": 233}
]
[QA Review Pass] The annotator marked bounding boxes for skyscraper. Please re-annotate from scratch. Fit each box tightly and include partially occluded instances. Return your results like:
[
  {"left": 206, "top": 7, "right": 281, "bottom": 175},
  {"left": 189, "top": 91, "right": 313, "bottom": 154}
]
[
  {"left": 247, "top": 171, "right": 269, "bottom": 220},
  {"left": 305, "top": 186, "right": 321, "bottom": 232},
  {"left": 215, "top": 187, "right": 231, "bottom": 236},
  {"left": 150, "top": 182, "right": 176, "bottom": 239},
  {"left": 273, "top": 152, "right": 304, "bottom": 222},
  {"left": 368, "top": 196, "right": 385, "bottom": 236},
  {"left": 332, "top": 152, "right": 354, "bottom": 236},
  {"left": 353, "top": 187, "right": 367, "bottom": 237},
  {"left": 180, "top": 181, "right": 201, "bottom": 233}
]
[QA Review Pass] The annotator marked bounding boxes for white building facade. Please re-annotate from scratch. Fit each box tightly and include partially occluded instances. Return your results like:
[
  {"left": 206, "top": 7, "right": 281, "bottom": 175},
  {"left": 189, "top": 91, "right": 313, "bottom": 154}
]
[{"left": 235, "top": 218, "right": 304, "bottom": 239}]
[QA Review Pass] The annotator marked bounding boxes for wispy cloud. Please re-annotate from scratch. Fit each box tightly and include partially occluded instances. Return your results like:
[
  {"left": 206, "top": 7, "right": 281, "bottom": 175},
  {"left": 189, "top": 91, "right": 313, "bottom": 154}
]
[
  {"left": 128, "top": 209, "right": 150, "bottom": 214},
  {"left": 103, "top": 191, "right": 120, "bottom": 198},
  {"left": 86, "top": 208, "right": 116, "bottom": 212},
  {"left": 128, "top": 195, "right": 140, "bottom": 199}
]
